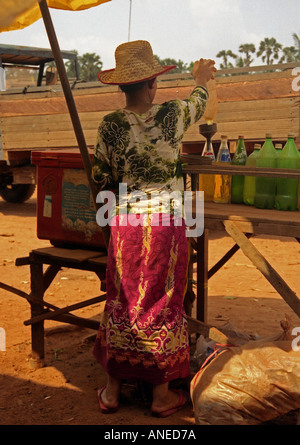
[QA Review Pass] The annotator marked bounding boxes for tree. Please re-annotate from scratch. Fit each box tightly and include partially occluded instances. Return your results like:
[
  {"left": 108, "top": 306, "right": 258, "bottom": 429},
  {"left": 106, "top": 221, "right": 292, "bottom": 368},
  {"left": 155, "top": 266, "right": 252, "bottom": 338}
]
[
  {"left": 216, "top": 50, "right": 238, "bottom": 69},
  {"left": 235, "top": 57, "right": 244, "bottom": 68},
  {"left": 154, "top": 55, "right": 191, "bottom": 73},
  {"left": 65, "top": 49, "right": 79, "bottom": 78},
  {"left": 78, "top": 52, "right": 103, "bottom": 81},
  {"left": 279, "top": 46, "right": 299, "bottom": 63},
  {"left": 256, "top": 37, "right": 282, "bottom": 65},
  {"left": 65, "top": 51, "right": 103, "bottom": 81},
  {"left": 292, "top": 32, "right": 300, "bottom": 59},
  {"left": 238, "top": 43, "right": 256, "bottom": 66}
]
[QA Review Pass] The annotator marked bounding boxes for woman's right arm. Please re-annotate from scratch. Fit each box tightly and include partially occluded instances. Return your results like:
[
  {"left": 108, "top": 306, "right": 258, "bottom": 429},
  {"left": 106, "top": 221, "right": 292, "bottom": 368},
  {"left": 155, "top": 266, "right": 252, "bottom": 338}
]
[{"left": 176, "top": 58, "right": 217, "bottom": 131}]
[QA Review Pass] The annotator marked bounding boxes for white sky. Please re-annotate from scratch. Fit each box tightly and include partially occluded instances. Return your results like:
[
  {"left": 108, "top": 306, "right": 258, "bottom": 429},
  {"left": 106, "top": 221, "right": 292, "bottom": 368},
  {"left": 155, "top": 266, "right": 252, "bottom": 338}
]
[{"left": 0, "top": 0, "right": 300, "bottom": 70}]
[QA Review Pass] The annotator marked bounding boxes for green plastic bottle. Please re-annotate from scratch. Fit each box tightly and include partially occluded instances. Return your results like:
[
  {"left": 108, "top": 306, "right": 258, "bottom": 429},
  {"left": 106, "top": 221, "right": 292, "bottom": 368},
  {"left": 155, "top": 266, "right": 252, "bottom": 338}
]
[
  {"left": 243, "top": 144, "right": 261, "bottom": 206},
  {"left": 231, "top": 136, "right": 247, "bottom": 204},
  {"left": 254, "top": 133, "right": 277, "bottom": 209},
  {"left": 275, "top": 134, "right": 300, "bottom": 211},
  {"left": 275, "top": 143, "right": 282, "bottom": 156}
]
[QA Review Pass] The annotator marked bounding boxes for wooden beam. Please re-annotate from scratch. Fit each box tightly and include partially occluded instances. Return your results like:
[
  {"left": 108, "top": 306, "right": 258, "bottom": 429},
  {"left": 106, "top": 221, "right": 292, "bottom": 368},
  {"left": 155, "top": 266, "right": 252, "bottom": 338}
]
[
  {"left": 38, "top": 0, "right": 110, "bottom": 249},
  {"left": 183, "top": 164, "right": 300, "bottom": 179},
  {"left": 0, "top": 281, "right": 100, "bottom": 330},
  {"left": 208, "top": 233, "right": 252, "bottom": 279},
  {"left": 223, "top": 220, "right": 300, "bottom": 318},
  {"left": 30, "top": 261, "right": 45, "bottom": 361},
  {"left": 196, "top": 229, "right": 209, "bottom": 323},
  {"left": 24, "top": 294, "right": 106, "bottom": 326},
  {"left": 187, "top": 316, "right": 232, "bottom": 344}
]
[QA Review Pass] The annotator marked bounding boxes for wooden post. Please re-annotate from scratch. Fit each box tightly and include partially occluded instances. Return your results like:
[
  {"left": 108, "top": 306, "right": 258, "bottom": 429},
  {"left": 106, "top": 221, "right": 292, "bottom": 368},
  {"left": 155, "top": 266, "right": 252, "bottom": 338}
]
[
  {"left": 30, "top": 261, "right": 45, "bottom": 368},
  {"left": 184, "top": 242, "right": 196, "bottom": 317},
  {"left": 38, "top": 0, "right": 110, "bottom": 249},
  {"left": 196, "top": 228, "right": 209, "bottom": 322},
  {"left": 224, "top": 220, "right": 300, "bottom": 318}
]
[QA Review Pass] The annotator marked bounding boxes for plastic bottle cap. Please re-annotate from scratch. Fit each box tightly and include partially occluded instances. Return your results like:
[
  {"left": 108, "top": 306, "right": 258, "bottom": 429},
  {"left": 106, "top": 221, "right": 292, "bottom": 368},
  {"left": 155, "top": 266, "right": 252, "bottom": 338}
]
[
  {"left": 265, "top": 133, "right": 272, "bottom": 138},
  {"left": 254, "top": 144, "right": 261, "bottom": 149},
  {"left": 288, "top": 133, "right": 295, "bottom": 138},
  {"left": 275, "top": 144, "right": 282, "bottom": 148},
  {"left": 238, "top": 136, "right": 244, "bottom": 139}
]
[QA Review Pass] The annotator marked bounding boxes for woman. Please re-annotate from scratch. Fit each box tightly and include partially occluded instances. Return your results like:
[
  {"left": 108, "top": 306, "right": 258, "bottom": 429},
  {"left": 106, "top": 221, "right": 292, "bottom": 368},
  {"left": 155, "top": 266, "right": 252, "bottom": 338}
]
[{"left": 92, "top": 40, "right": 216, "bottom": 417}]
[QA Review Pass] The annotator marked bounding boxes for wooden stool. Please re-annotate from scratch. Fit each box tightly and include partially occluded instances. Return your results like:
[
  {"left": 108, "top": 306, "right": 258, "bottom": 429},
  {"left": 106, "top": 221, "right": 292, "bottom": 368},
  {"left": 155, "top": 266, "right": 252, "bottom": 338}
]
[{"left": 15, "top": 246, "right": 108, "bottom": 367}]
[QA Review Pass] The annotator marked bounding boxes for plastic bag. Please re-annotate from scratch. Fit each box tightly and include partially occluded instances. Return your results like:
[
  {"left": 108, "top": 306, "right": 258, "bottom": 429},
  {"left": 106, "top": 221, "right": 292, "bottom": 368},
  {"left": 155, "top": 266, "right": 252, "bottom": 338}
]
[
  {"left": 191, "top": 335, "right": 216, "bottom": 369},
  {"left": 191, "top": 319, "right": 300, "bottom": 425}
]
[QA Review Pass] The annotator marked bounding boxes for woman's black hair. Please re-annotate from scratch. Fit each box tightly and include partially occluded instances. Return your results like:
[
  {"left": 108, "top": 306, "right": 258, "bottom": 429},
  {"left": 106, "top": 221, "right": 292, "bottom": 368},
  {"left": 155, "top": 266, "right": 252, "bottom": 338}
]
[{"left": 119, "top": 81, "right": 147, "bottom": 94}]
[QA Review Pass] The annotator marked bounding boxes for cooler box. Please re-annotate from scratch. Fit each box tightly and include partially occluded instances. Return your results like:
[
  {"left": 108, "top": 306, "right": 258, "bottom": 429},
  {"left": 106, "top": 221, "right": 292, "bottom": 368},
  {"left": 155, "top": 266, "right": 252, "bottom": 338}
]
[{"left": 31, "top": 149, "right": 106, "bottom": 250}]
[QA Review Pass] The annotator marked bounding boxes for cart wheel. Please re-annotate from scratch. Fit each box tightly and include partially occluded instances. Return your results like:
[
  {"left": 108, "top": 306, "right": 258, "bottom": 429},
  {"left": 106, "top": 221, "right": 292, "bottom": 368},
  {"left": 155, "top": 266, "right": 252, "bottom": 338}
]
[{"left": 0, "top": 184, "right": 36, "bottom": 203}]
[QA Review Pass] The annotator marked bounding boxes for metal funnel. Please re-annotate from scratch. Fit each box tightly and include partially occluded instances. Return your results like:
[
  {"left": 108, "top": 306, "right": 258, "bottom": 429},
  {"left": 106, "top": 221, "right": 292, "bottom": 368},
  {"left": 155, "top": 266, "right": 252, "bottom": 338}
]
[{"left": 199, "top": 123, "right": 217, "bottom": 142}]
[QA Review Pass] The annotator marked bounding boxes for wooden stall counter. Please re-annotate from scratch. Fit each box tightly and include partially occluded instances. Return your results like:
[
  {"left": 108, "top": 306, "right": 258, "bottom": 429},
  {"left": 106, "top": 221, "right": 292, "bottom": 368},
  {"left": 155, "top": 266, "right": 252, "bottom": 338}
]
[{"left": 190, "top": 200, "right": 300, "bottom": 323}]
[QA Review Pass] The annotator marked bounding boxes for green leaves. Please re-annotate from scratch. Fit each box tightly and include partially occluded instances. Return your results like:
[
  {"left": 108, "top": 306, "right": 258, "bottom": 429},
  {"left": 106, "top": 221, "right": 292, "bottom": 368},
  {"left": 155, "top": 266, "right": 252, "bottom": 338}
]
[
  {"left": 217, "top": 33, "right": 300, "bottom": 69},
  {"left": 65, "top": 50, "right": 103, "bottom": 81}
]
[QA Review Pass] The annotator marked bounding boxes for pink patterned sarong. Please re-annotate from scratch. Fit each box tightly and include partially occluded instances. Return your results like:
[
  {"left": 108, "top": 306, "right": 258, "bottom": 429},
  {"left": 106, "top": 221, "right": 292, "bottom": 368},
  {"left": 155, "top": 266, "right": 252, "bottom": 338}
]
[{"left": 93, "top": 213, "right": 190, "bottom": 384}]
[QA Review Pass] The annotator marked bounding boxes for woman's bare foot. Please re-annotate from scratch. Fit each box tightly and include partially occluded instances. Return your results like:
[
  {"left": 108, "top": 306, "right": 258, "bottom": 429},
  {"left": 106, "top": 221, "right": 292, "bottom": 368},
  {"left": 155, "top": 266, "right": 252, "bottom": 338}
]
[
  {"left": 99, "top": 375, "right": 121, "bottom": 410},
  {"left": 151, "top": 383, "right": 190, "bottom": 417}
]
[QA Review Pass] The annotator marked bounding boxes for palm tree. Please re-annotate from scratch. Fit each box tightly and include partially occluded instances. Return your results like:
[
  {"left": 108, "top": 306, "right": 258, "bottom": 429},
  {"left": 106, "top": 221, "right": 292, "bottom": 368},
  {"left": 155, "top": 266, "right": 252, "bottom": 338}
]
[
  {"left": 256, "top": 37, "right": 282, "bottom": 65},
  {"left": 78, "top": 52, "right": 103, "bottom": 81},
  {"left": 238, "top": 43, "right": 256, "bottom": 66},
  {"left": 279, "top": 46, "right": 299, "bottom": 63},
  {"left": 216, "top": 49, "right": 238, "bottom": 69},
  {"left": 292, "top": 32, "right": 300, "bottom": 59}
]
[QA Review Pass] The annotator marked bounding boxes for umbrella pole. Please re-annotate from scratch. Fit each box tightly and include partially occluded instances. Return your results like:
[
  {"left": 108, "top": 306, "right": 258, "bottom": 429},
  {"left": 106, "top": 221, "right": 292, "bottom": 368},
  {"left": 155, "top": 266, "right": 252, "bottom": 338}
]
[{"left": 38, "top": 0, "right": 110, "bottom": 249}]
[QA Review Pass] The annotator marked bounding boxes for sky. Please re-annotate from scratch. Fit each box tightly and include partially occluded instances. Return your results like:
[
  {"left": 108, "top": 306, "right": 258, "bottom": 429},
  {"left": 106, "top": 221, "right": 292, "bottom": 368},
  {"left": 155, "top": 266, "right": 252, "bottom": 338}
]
[{"left": 0, "top": 0, "right": 300, "bottom": 70}]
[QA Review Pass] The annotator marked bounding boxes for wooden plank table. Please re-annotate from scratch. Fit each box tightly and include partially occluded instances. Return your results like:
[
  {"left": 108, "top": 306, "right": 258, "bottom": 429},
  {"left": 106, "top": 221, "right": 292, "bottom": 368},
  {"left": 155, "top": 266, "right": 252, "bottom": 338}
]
[{"left": 183, "top": 163, "right": 300, "bottom": 323}]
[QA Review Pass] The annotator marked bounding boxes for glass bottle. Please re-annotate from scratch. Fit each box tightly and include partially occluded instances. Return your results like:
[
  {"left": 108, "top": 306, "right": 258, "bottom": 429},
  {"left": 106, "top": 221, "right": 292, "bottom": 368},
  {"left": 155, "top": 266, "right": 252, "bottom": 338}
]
[
  {"left": 275, "top": 134, "right": 300, "bottom": 211},
  {"left": 231, "top": 136, "right": 247, "bottom": 204},
  {"left": 213, "top": 135, "right": 231, "bottom": 203},
  {"left": 199, "top": 140, "right": 215, "bottom": 202},
  {"left": 254, "top": 133, "right": 277, "bottom": 209},
  {"left": 243, "top": 144, "right": 261, "bottom": 206}
]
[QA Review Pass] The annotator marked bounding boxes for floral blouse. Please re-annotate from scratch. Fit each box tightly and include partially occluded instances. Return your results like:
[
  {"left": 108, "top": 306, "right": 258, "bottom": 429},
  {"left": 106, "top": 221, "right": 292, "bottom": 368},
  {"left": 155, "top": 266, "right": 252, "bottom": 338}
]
[{"left": 92, "top": 85, "right": 208, "bottom": 214}]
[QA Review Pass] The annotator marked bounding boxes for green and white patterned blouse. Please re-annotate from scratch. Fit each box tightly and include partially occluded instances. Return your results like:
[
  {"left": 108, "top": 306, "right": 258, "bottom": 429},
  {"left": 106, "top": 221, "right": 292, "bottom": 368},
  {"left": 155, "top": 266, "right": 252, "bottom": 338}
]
[{"left": 92, "top": 85, "right": 208, "bottom": 214}]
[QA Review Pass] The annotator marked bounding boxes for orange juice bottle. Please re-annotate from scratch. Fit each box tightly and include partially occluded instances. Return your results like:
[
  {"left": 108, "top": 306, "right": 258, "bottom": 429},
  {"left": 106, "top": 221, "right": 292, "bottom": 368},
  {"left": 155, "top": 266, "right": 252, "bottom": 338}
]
[
  {"left": 199, "top": 78, "right": 218, "bottom": 201},
  {"left": 199, "top": 140, "right": 215, "bottom": 201},
  {"left": 203, "top": 79, "right": 218, "bottom": 125}
]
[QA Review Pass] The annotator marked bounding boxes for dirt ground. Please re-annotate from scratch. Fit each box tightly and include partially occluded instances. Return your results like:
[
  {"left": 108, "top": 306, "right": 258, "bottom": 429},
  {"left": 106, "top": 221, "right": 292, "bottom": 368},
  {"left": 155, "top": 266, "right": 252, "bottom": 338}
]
[{"left": 0, "top": 190, "right": 299, "bottom": 426}]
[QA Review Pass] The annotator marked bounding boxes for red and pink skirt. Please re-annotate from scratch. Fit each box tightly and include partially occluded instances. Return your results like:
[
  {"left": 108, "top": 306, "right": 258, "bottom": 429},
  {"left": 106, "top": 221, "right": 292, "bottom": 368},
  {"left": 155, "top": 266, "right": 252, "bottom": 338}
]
[{"left": 93, "top": 213, "right": 190, "bottom": 385}]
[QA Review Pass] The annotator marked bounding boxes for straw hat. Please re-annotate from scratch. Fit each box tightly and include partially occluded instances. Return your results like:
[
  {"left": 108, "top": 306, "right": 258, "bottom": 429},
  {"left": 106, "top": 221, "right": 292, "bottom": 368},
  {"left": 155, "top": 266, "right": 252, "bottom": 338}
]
[{"left": 97, "top": 40, "right": 176, "bottom": 85}]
